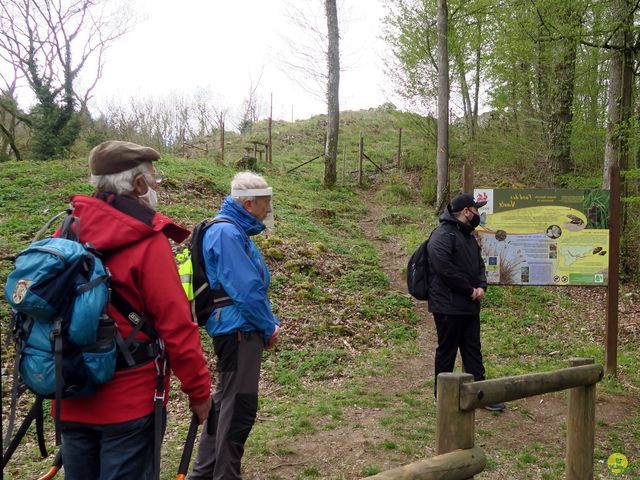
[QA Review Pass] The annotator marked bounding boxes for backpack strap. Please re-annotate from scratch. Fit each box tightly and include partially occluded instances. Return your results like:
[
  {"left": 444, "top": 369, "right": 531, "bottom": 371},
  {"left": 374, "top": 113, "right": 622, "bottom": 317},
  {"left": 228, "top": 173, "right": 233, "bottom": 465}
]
[
  {"left": 52, "top": 318, "right": 63, "bottom": 445},
  {"left": 1, "top": 396, "right": 47, "bottom": 469},
  {"left": 153, "top": 339, "right": 166, "bottom": 480},
  {"left": 3, "top": 317, "right": 26, "bottom": 451},
  {"left": 210, "top": 217, "right": 251, "bottom": 254},
  {"left": 198, "top": 217, "right": 251, "bottom": 309},
  {"left": 32, "top": 209, "right": 72, "bottom": 242},
  {"left": 58, "top": 213, "right": 80, "bottom": 241},
  {"left": 110, "top": 289, "right": 161, "bottom": 369}
]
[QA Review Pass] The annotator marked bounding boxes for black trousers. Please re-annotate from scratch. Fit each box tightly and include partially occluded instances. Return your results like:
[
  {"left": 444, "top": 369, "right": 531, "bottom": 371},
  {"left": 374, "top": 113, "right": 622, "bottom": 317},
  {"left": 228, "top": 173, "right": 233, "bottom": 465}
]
[
  {"left": 433, "top": 313, "right": 486, "bottom": 396},
  {"left": 189, "top": 332, "right": 263, "bottom": 480}
]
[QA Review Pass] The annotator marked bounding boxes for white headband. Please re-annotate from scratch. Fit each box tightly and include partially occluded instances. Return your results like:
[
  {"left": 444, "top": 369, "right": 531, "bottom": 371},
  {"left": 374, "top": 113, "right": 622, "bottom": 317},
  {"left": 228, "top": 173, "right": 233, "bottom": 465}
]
[{"left": 231, "top": 187, "right": 272, "bottom": 197}]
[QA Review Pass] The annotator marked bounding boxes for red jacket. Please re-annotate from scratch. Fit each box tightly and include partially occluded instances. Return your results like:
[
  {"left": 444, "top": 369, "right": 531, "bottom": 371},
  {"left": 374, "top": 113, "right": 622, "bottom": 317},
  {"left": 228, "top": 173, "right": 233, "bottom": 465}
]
[{"left": 55, "top": 194, "right": 211, "bottom": 424}]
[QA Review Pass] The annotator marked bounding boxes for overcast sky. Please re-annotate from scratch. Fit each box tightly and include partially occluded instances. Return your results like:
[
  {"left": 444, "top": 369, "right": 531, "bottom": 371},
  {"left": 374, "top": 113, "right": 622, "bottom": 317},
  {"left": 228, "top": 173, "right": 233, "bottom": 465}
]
[{"left": 90, "top": 0, "right": 395, "bottom": 122}]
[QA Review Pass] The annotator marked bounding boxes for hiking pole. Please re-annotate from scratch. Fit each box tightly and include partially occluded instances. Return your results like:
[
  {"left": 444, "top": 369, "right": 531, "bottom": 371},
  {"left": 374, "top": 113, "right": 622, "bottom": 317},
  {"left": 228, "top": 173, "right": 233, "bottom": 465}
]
[
  {"left": 37, "top": 449, "right": 63, "bottom": 480},
  {"left": 176, "top": 413, "right": 199, "bottom": 480},
  {"left": 2, "top": 396, "right": 46, "bottom": 468}
]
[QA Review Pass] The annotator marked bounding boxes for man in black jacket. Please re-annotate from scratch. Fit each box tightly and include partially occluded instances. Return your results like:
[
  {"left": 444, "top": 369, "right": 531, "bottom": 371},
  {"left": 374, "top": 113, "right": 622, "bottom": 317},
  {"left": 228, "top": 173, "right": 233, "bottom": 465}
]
[{"left": 427, "top": 193, "right": 505, "bottom": 412}]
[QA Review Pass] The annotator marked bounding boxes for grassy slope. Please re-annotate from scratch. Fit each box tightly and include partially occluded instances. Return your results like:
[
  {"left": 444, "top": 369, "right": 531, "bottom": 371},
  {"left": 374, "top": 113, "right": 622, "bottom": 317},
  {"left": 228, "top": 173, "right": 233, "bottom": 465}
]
[{"left": 1, "top": 107, "right": 639, "bottom": 479}]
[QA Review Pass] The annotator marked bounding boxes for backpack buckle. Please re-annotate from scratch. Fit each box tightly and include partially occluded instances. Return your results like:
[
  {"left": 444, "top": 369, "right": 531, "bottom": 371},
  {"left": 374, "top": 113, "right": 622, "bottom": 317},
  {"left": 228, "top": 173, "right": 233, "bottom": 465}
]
[{"left": 51, "top": 318, "right": 62, "bottom": 336}]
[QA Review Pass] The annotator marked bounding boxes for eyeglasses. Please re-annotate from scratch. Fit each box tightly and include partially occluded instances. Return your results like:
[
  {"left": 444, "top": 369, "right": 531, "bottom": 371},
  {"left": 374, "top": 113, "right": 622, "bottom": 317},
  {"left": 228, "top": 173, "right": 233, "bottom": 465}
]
[{"left": 143, "top": 169, "right": 163, "bottom": 185}]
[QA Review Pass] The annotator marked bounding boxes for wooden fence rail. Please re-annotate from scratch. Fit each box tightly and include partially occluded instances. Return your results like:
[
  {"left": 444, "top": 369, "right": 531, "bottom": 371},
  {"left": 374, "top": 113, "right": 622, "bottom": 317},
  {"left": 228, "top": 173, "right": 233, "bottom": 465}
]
[
  {"left": 364, "top": 447, "right": 486, "bottom": 480},
  {"left": 362, "top": 358, "right": 602, "bottom": 480},
  {"left": 459, "top": 363, "right": 603, "bottom": 410}
]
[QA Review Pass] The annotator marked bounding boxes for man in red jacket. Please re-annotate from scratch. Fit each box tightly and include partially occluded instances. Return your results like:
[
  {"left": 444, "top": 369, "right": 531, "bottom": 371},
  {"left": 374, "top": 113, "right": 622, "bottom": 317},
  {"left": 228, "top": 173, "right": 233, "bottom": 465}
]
[{"left": 57, "top": 140, "right": 212, "bottom": 480}]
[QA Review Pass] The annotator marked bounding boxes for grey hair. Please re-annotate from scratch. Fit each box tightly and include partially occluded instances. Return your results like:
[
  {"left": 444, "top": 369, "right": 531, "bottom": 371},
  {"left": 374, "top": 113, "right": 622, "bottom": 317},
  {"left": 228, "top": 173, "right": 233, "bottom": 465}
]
[
  {"left": 90, "top": 164, "right": 150, "bottom": 195},
  {"left": 230, "top": 171, "right": 269, "bottom": 203}
]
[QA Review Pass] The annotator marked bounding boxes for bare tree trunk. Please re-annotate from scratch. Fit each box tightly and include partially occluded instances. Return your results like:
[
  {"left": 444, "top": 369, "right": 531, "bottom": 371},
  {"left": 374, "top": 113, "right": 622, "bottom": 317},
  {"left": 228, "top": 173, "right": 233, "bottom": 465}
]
[
  {"left": 0, "top": 121, "right": 21, "bottom": 160},
  {"left": 604, "top": 0, "right": 633, "bottom": 188},
  {"left": 455, "top": 52, "right": 473, "bottom": 138},
  {"left": 324, "top": 0, "right": 340, "bottom": 187},
  {"left": 472, "top": 19, "right": 481, "bottom": 140},
  {"left": 545, "top": 3, "right": 578, "bottom": 175},
  {"left": 436, "top": 0, "right": 449, "bottom": 209}
]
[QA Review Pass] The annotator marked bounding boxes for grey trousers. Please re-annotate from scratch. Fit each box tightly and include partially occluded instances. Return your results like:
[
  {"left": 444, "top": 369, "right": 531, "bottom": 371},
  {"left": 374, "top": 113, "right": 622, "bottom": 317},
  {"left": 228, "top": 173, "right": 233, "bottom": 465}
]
[{"left": 188, "top": 331, "right": 263, "bottom": 480}]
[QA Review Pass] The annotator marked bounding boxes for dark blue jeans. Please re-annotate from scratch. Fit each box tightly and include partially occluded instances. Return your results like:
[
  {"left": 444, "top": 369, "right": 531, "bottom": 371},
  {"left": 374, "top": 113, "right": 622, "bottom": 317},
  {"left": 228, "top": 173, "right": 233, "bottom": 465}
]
[{"left": 61, "top": 410, "right": 166, "bottom": 480}]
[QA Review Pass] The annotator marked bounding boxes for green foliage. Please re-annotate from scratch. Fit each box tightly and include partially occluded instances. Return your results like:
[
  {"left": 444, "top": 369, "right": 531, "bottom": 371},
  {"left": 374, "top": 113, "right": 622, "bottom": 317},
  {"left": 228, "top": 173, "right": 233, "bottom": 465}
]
[
  {"left": 30, "top": 105, "right": 79, "bottom": 160},
  {"left": 361, "top": 465, "right": 382, "bottom": 476}
]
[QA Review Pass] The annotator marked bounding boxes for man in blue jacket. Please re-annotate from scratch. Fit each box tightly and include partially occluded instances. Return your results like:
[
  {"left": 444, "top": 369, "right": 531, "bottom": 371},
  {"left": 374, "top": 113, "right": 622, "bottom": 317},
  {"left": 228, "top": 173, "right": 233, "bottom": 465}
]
[{"left": 189, "top": 172, "right": 280, "bottom": 480}]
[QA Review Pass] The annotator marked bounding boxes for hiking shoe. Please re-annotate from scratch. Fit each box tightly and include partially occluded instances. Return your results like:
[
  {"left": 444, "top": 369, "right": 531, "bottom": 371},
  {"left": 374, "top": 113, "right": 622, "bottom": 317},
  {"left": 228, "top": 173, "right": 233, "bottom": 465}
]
[{"left": 484, "top": 402, "right": 506, "bottom": 412}]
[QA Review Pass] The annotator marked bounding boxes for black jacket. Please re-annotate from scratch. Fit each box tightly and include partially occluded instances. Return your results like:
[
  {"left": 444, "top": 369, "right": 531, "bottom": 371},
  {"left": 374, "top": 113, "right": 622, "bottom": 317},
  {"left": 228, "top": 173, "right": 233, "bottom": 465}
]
[{"left": 426, "top": 206, "right": 487, "bottom": 315}]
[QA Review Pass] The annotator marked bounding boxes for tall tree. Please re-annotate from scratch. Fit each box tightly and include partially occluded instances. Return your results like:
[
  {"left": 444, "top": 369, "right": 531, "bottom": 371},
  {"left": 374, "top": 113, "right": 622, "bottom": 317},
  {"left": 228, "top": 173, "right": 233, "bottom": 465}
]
[
  {"left": 324, "top": 0, "right": 340, "bottom": 187},
  {"left": 603, "top": 0, "right": 634, "bottom": 188},
  {"left": 436, "top": 0, "right": 449, "bottom": 209},
  {"left": 545, "top": 1, "right": 580, "bottom": 174},
  {"left": 0, "top": 0, "right": 132, "bottom": 159},
  {"left": 0, "top": 67, "right": 30, "bottom": 160}
]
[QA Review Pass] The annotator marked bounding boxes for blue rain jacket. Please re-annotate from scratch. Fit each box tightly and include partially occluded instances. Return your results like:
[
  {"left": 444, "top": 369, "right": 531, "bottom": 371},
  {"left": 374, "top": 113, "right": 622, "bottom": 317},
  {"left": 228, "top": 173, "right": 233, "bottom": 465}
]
[{"left": 202, "top": 196, "right": 279, "bottom": 342}]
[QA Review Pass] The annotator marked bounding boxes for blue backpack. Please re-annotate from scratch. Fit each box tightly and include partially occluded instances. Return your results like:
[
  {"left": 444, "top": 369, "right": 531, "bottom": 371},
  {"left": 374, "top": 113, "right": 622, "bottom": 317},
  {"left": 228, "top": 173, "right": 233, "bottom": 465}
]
[
  {"left": 5, "top": 212, "right": 114, "bottom": 400},
  {"left": 4, "top": 210, "right": 161, "bottom": 450}
]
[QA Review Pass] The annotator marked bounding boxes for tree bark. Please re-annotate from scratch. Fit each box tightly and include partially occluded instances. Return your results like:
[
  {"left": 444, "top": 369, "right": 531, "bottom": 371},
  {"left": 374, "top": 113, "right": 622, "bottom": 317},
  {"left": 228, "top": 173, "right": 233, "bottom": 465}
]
[
  {"left": 604, "top": 0, "right": 633, "bottom": 188},
  {"left": 436, "top": 0, "right": 449, "bottom": 210},
  {"left": 455, "top": 52, "right": 473, "bottom": 138},
  {"left": 472, "top": 19, "right": 481, "bottom": 140},
  {"left": 324, "top": 0, "right": 340, "bottom": 188},
  {"left": 0, "top": 121, "right": 21, "bottom": 160},
  {"left": 546, "top": 17, "right": 577, "bottom": 175},
  {"left": 545, "top": 0, "right": 578, "bottom": 173}
]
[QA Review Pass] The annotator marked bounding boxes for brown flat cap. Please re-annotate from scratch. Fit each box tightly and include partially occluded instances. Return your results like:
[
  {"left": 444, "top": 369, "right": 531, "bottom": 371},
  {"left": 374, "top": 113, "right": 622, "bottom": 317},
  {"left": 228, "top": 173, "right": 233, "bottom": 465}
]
[{"left": 89, "top": 140, "right": 160, "bottom": 175}]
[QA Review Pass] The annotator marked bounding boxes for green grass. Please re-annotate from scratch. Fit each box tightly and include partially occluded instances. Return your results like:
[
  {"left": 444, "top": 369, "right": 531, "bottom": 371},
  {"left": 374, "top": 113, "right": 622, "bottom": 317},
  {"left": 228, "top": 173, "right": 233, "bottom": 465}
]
[{"left": 0, "top": 153, "right": 421, "bottom": 479}]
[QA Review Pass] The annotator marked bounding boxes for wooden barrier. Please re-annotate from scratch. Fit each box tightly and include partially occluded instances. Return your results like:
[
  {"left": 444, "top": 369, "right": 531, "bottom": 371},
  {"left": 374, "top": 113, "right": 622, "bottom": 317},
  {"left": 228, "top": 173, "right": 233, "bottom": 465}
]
[
  {"left": 458, "top": 364, "right": 603, "bottom": 411},
  {"left": 566, "top": 358, "right": 596, "bottom": 479},
  {"left": 362, "top": 447, "right": 486, "bottom": 480},
  {"left": 367, "top": 359, "right": 602, "bottom": 480}
]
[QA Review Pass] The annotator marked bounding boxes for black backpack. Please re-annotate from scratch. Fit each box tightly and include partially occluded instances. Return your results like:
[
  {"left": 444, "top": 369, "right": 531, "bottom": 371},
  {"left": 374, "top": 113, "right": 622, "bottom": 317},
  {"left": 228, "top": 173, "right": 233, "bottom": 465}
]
[
  {"left": 407, "top": 229, "right": 457, "bottom": 301},
  {"left": 407, "top": 236, "right": 431, "bottom": 300},
  {"left": 177, "top": 218, "right": 249, "bottom": 326}
]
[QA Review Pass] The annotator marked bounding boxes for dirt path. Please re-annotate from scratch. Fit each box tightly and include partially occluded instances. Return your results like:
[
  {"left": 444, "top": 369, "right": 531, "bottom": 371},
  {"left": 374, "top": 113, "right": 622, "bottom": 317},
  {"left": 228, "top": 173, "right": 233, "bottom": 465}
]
[
  {"left": 244, "top": 188, "right": 639, "bottom": 480},
  {"left": 243, "top": 193, "right": 439, "bottom": 480}
]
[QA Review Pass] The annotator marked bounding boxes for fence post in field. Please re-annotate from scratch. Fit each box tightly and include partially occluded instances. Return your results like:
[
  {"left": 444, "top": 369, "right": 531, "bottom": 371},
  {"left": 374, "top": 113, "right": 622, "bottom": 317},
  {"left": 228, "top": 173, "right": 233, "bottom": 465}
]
[
  {"left": 397, "top": 127, "right": 402, "bottom": 167},
  {"left": 436, "top": 373, "right": 475, "bottom": 457},
  {"left": 606, "top": 164, "right": 621, "bottom": 376},
  {"left": 565, "top": 357, "right": 596, "bottom": 480},
  {"left": 463, "top": 163, "right": 474, "bottom": 195},
  {"left": 342, "top": 143, "right": 347, "bottom": 185},
  {"left": 358, "top": 135, "right": 364, "bottom": 185},
  {"left": 219, "top": 118, "right": 225, "bottom": 165}
]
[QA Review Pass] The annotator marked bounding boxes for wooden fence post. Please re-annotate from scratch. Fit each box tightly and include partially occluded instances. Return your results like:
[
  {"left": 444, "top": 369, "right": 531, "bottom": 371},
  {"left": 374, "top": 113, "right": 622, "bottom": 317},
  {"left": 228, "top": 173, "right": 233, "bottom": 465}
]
[
  {"left": 342, "top": 143, "right": 347, "bottom": 186},
  {"left": 463, "top": 163, "right": 474, "bottom": 195},
  {"left": 565, "top": 358, "right": 596, "bottom": 480},
  {"left": 436, "top": 373, "right": 475, "bottom": 456},
  {"left": 397, "top": 127, "right": 402, "bottom": 168},
  {"left": 219, "top": 119, "right": 225, "bottom": 165},
  {"left": 606, "top": 165, "right": 621, "bottom": 376},
  {"left": 358, "top": 135, "right": 364, "bottom": 185}
]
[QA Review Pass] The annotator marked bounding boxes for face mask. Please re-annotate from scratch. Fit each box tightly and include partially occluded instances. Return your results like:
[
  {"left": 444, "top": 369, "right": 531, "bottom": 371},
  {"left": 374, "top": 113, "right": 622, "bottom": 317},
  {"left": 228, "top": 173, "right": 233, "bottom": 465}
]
[
  {"left": 139, "top": 185, "right": 158, "bottom": 210},
  {"left": 469, "top": 212, "right": 481, "bottom": 228},
  {"left": 263, "top": 209, "right": 274, "bottom": 229},
  {"left": 231, "top": 187, "right": 274, "bottom": 230}
]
